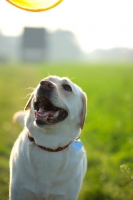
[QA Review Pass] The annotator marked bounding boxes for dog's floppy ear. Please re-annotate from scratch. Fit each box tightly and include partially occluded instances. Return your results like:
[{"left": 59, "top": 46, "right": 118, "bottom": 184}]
[
  {"left": 24, "top": 94, "right": 34, "bottom": 111},
  {"left": 80, "top": 92, "right": 87, "bottom": 129}
]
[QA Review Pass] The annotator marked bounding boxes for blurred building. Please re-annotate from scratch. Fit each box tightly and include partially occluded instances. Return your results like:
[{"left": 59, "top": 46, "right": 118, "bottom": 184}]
[
  {"left": 49, "top": 29, "right": 83, "bottom": 61},
  {"left": 1, "top": 27, "right": 133, "bottom": 62},
  {"left": 88, "top": 48, "right": 133, "bottom": 61},
  {"left": 0, "top": 30, "right": 21, "bottom": 61},
  {"left": 21, "top": 27, "right": 47, "bottom": 62},
  {"left": 0, "top": 27, "right": 84, "bottom": 62}
]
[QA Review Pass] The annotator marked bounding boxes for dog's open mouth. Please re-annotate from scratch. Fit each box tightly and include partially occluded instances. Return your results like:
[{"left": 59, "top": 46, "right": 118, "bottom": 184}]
[{"left": 34, "top": 95, "right": 68, "bottom": 125}]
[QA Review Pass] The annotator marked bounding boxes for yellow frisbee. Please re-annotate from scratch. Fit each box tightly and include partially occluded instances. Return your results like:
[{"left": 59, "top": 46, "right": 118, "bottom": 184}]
[{"left": 6, "top": 0, "right": 63, "bottom": 12}]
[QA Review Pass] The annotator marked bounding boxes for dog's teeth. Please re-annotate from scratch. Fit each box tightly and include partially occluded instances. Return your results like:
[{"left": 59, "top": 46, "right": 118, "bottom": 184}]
[
  {"left": 54, "top": 110, "right": 60, "bottom": 117},
  {"left": 42, "top": 116, "right": 47, "bottom": 120}
]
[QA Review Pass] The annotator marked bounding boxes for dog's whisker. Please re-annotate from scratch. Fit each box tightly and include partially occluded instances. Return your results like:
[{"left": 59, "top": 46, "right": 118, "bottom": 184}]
[
  {"left": 47, "top": 72, "right": 51, "bottom": 77},
  {"left": 25, "top": 87, "right": 35, "bottom": 91},
  {"left": 23, "top": 93, "right": 32, "bottom": 100},
  {"left": 20, "top": 87, "right": 35, "bottom": 91},
  {"left": 70, "top": 77, "right": 76, "bottom": 80}
]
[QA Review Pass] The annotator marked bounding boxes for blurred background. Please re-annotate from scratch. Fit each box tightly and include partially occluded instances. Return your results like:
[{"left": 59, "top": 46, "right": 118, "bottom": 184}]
[
  {"left": 0, "top": 0, "right": 133, "bottom": 199},
  {"left": 1, "top": 0, "right": 133, "bottom": 62}
]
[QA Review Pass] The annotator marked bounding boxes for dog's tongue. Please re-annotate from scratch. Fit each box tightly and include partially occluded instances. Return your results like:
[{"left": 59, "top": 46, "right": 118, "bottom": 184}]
[
  {"left": 34, "top": 108, "right": 60, "bottom": 124},
  {"left": 39, "top": 108, "right": 55, "bottom": 116},
  {"left": 34, "top": 108, "right": 55, "bottom": 118}
]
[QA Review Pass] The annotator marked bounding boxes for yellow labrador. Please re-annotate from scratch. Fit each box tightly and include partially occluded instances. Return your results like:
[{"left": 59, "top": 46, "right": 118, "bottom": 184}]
[{"left": 9, "top": 76, "right": 87, "bottom": 200}]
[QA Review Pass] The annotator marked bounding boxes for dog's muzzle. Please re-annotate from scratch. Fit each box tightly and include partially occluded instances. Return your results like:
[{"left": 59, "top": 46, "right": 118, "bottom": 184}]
[{"left": 34, "top": 80, "right": 68, "bottom": 126}]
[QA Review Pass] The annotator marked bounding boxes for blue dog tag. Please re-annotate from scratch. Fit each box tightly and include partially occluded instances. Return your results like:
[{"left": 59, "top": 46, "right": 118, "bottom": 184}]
[{"left": 72, "top": 141, "right": 83, "bottom": 151}]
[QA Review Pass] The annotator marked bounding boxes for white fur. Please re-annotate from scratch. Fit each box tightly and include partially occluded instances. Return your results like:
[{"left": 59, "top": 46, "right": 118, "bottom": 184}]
[{"left": 9, "top": 76, "right": 87, "bottom": 200}]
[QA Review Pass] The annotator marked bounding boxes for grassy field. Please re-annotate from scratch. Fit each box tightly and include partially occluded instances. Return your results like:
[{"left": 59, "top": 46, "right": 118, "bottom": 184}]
[{"left": 0, "top": 62, "right": 133, "bottom": 200}]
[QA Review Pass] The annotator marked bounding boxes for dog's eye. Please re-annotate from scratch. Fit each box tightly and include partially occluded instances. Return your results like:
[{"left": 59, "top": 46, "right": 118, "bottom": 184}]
[{"left": 62, "top": 84, "right": 72, "bottom": 92}]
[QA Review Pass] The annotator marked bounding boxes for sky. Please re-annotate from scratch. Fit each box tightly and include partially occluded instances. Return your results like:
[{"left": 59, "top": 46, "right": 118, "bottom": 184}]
[{"left": 0, "top": 0, "right": 133, "bottom": 52}]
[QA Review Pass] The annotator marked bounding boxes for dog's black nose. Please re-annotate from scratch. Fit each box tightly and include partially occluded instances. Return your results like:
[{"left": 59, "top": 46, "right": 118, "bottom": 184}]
[{"left": 40, "top": 80, "right": 54, "bottom": 90}]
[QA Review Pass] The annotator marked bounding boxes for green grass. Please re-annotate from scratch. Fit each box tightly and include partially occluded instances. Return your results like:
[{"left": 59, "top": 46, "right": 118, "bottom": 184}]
[{"left": 0, "top": 62, "right": 133, "bottom": 200}]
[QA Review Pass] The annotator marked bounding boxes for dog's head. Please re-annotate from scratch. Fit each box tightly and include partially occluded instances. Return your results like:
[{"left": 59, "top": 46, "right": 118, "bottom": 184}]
[{"left": 25, "top": 76, "right": 87, "bottom": 130}]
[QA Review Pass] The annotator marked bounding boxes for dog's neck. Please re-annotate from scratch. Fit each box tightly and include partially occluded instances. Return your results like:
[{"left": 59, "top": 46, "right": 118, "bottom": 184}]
[
  {"left": 28, "top": 131, "right": 72, "bottom": 152},
  {"left": 25, "top": 116, "right": 81, "bottom": 149}
]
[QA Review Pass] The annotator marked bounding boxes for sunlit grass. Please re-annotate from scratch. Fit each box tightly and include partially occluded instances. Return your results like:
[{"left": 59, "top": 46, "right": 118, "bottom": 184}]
[{"left": 0, "top": 62, "right": 133, "bottom": 200}]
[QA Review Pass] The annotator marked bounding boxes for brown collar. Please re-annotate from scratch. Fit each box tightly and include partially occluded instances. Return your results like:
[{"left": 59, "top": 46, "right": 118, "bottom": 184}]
[{"left": 28, "top": 132, "right": 71, "bottom": 152}]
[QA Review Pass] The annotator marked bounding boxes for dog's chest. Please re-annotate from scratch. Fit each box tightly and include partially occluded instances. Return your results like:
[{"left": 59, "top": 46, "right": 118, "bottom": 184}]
[
  {"left": 11, "top": 133, "right": 86, "bottom": 199},
  {"left": 26, "top": 142, "right": 70, "bottom": 181}
]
